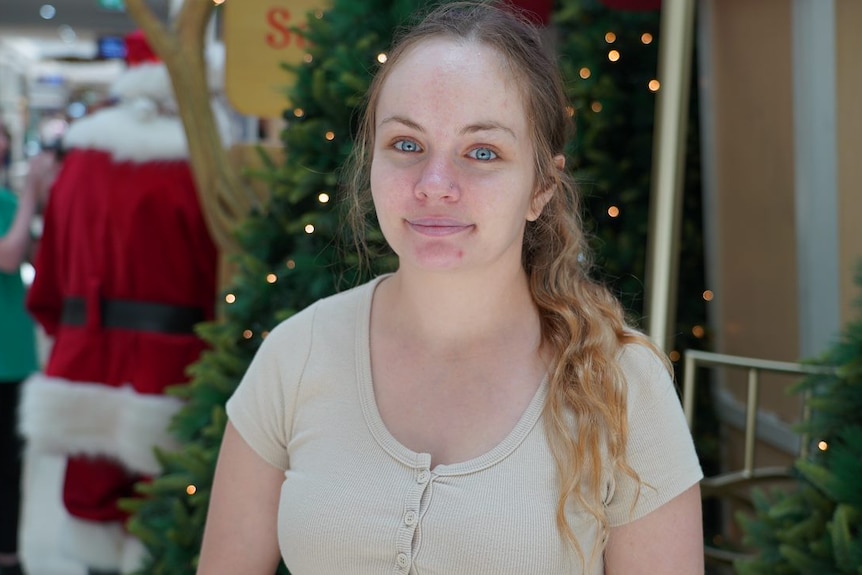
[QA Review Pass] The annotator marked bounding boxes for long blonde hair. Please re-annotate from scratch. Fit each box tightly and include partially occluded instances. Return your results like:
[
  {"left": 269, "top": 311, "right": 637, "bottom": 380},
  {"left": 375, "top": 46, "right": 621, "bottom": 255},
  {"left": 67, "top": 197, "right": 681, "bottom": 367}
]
[{"left": 344, "top": 0, "right": 661, "bottom": 567}]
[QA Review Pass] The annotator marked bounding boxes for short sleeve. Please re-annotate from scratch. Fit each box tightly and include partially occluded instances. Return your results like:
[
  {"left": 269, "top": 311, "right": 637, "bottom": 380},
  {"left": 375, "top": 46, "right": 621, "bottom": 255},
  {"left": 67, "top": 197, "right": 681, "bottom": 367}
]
[
  {"left": 226, "top": 304, "right": 317, "bottom": 471},
  {"left": 605, "top": 343, "right": 704, "bottom": 526}
]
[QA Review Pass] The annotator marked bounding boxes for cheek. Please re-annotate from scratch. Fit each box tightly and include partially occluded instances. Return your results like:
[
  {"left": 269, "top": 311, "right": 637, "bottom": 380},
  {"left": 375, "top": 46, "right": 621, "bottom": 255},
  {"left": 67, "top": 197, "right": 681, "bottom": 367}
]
[
  {"left": 370, "top": 169, "right": 400, "bottom": 234},
  {"left": 371, "top": 159, "right": 413, "bottom": 208}
]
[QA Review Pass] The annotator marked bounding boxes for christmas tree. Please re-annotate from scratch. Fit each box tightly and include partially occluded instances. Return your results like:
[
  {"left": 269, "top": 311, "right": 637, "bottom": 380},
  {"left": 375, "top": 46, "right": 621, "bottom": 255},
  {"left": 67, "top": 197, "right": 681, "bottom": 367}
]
[
  {"left": 735, "top": 269, "right": 862, "bottom": 575},
  {"left": 125, "top": 1, "right": 711, "bottom": 573}
]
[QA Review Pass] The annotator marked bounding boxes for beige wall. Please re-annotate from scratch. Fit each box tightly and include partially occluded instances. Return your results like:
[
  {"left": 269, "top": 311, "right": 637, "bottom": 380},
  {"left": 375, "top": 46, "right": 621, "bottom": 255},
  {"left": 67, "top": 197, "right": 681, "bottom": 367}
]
[
  {"left": 704, "top": 0, "right": 801, "bottom": 432},
  {"left": 707, "top": 0, "right": 799, "bottom": 366},
  {"left": 707, "top": 0, "right": 862, "bottom": 366},
  {"left": 836, "top": 0, "right": 862, "bottom": 320},
  {"left": 699, "top": 0, "right": 862, "bottom": 478}
]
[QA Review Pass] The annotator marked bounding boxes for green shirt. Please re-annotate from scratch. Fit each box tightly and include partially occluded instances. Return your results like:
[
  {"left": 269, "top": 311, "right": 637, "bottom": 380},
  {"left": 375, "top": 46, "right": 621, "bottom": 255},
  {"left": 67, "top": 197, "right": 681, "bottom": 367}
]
[{"left": 0, "top": 187, "right": 38, "bottom": 381}]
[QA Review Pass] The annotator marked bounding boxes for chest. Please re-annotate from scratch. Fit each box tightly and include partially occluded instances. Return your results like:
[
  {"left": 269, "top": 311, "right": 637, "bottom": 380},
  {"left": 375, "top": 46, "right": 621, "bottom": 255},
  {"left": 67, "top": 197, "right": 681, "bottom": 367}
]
[
  {"left": 278, "top": 414, "right": 596, "bottom": 575},
  {"left": 371, "top": 345, "right": 545, "bottom": 467},
  {"left": 275, "top": 316, "right": 601, "bottom": 574}
]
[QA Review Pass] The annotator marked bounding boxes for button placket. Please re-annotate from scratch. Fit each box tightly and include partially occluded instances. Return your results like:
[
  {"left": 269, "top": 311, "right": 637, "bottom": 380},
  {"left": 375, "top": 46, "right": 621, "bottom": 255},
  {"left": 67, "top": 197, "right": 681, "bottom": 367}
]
[{"left": 394, "top": 464, "right": 432, "bottom": 572}]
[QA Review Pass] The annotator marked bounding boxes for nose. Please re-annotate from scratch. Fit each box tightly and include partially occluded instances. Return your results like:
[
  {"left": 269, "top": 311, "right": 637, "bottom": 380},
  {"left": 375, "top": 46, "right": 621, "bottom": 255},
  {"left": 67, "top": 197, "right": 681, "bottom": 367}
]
[{"left": 415, "top": 153, "right": 459, "bottom": 201}]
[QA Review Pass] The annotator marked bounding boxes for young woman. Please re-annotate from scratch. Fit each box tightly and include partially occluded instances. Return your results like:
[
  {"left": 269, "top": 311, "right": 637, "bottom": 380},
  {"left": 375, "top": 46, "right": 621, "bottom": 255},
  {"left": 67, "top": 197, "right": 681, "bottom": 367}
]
[{"left": 198, "top": 3, "right": 704, "bottom": 573}]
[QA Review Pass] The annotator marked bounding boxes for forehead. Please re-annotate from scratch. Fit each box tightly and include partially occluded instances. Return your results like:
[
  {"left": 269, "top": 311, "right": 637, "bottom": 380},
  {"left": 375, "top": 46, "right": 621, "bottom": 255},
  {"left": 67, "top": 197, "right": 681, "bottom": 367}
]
[{"left": 375, "top": 38, "right": 527, "bottom": 126}]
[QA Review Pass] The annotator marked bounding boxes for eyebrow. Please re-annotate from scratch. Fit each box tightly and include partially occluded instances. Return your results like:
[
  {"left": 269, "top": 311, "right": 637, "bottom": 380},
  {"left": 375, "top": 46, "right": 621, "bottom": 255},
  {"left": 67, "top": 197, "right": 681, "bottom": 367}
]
[{"left": 378, "top": 116, "right": 516, "bottom": 139}]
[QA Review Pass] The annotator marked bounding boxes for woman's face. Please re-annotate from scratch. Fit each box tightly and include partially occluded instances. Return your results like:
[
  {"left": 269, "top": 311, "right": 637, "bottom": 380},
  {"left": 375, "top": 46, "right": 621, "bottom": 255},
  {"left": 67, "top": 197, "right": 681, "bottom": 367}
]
[{"left": 370, "top": 38, "right": 549, "bottom": 275}]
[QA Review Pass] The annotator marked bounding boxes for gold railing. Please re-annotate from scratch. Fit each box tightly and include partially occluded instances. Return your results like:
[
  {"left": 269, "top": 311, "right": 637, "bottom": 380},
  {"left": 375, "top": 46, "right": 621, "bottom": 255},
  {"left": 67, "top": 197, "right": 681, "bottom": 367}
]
[{"left": 681, "top": 349, "right": 837, "bottom": 566}]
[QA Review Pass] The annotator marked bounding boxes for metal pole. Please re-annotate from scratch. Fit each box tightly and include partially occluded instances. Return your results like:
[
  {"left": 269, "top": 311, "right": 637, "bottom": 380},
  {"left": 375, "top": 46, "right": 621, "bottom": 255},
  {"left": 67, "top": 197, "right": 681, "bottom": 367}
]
[{"left": 644, "top": 0, "right": 697, "bottom": 353}]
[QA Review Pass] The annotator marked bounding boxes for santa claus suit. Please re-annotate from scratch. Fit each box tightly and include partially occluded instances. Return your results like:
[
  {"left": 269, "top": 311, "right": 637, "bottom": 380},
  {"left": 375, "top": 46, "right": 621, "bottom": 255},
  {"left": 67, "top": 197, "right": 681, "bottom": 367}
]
[{"left": 20, "top": 57, "right": 222, "bottom": 572}]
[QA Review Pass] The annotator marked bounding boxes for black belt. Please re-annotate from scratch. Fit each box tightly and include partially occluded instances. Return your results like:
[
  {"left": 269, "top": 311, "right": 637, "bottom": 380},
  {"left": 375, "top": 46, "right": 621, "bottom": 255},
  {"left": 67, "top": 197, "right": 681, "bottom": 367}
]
[{"left": 61, "top": 297, "right": 204, "bottom": 335}]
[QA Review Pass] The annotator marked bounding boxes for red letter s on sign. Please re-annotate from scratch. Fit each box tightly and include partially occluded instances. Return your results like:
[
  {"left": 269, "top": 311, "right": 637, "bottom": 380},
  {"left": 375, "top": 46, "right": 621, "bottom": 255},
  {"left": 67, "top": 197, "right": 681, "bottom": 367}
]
[{"left": 265, "top": 8, "right": 292, "bottom": 49}]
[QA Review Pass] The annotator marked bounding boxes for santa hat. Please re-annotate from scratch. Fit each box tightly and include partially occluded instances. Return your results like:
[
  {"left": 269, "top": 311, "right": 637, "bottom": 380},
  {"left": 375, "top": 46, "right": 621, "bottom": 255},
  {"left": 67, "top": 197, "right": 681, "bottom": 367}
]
[
  {"left": 63, "top": 30, "right": 233, "bottom": 162},
  {"left": 108, "top": 31, "right": 174, "bottom": 107}
]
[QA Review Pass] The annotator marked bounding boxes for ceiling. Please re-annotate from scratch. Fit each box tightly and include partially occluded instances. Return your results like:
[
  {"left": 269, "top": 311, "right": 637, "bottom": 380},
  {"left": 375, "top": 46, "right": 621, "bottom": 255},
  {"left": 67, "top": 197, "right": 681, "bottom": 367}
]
[{"left": 0, "top": 0, "right": 170, "bottom": 60}]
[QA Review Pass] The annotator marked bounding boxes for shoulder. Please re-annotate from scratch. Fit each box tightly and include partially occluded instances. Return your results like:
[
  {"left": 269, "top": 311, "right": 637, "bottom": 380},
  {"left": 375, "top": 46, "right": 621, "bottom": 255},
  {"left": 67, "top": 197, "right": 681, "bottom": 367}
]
[
  {"left": 617, "top": 336, "right": 678, "bottom": 407},
  {"left": 262, "top": 276, "right": 383, "bottom": 349},
  {"left": 0, "top": 187, "right": 16, "bottom": 207},
  {"left": 618, "top": 337, "right": 669, "bottom": 378},
  {"left": 0, "top": 188, "right": 14, "bottom": 226}
]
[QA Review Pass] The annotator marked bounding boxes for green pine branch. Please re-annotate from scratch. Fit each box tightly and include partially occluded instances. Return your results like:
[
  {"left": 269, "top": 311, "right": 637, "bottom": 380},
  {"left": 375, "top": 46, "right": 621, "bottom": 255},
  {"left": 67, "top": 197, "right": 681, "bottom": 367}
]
[{"left": 736, "top": 265, "right": 862, "bottom": 574}]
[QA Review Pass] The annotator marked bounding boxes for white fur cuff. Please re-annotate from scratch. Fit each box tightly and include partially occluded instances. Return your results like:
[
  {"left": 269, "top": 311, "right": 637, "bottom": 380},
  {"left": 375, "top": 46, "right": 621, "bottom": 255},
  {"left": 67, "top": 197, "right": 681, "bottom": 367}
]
[{"left": 19, "top": 373, "right": 185, "bottom": 475}]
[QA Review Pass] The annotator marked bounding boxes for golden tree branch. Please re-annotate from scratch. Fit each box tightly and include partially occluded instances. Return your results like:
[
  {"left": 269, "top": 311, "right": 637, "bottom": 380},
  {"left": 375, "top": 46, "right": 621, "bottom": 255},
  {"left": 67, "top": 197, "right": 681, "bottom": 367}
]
[{"left": 123, "top": 0, "right": 258, "bottom": 254}]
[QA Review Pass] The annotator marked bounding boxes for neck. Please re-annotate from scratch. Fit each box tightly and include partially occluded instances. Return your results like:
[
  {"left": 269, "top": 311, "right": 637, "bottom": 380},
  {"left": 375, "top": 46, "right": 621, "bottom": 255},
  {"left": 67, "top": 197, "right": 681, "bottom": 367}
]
[{"left": 376, "top": 265, "right": 542, "bottom": 353}]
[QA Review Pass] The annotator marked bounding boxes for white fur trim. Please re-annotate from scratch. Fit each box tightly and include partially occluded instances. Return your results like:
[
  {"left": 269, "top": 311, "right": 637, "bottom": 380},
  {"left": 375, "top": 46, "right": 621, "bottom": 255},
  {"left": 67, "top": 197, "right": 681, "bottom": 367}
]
[
  {"left": 19, "top": 374, "right": 122, "bottom": 458},
  {"left": 63, "top": 99, "right": 234, "bottom": 162},
  {"left": 59, "top": 515, "right": 125, "bottom": 572},
  {"left": 110, "top": 63, "right": 174, "bottom": 107},
  {"left": 63, "top": 104, "right": 189, "bottom": 162},
  {"left": 19, "top": 373, "right": 185, "bottom": 475},
  {"left": 121, "top": 534, "right": 149, "bottom": 574},
  {"left": 19, "top": 451, "right": 88, "bottom": 575}
]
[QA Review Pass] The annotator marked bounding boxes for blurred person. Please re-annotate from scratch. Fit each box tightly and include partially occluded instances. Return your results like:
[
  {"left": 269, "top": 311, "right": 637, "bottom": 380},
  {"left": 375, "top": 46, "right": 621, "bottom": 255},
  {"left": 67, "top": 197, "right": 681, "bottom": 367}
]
[
  {"left": 18, "top": 31, "right": 227, "bottom": 575},
  {"left": 0, "top": 123, "right": 9, "bottom": 188},
  {"left": 0, "top": 122, "right": 32, "bottom": 575},
  {"left": 0, "top": 123, "right": 59, "bottom": 575},
  {"left": 0, "top": 150, "right": 60, "bottom": 271}
]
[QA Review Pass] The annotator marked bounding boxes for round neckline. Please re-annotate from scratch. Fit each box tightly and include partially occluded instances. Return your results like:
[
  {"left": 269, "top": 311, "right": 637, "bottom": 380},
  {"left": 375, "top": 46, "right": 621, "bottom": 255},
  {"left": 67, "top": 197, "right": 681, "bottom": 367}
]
[{"left": 355, "top": 275, "right": 548, "bottom": 476}]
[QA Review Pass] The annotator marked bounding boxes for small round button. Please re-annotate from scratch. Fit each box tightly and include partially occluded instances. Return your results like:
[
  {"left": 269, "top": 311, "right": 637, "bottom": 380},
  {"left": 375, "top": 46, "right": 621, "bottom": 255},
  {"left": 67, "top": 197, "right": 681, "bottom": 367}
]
[
  {"left": 396, "top": 552, "right": 409, "bottom": 568},
  {"left": 404, "top": 510, "right": 417, "bottom": 526},
  {"left": 416, "top": 470, "right": 429, "bottom": 483}
]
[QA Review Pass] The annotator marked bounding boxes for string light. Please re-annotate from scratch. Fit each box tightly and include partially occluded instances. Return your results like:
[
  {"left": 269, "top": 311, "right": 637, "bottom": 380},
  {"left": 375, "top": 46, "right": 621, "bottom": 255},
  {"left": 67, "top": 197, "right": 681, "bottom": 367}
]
[
  {"left": 262, "top": 330, "right": 270, "bottom": 339},
  {"left": 303, "top": 54, "right": 313, "bottom": 64},
  {"left": 605, "top": 32, "right": 616, "bottom": 43},
  {"left": 266, "top": 273, "right": 277, "bottom": 284},
  {"left": 212, "top": 0, "right": 225, "bottom": 4},
  {"left": 225, "top": 293, "right": 236, "bottom": 304},
  {"left": 325, "top": 131, "right": 335, "bottom": 141},
  {"left": 669, "top": 350, "right": 681, "bottom": 362},
  {"left": 565, "top": 105, "right": 575, "bottom": 118},
  {"left": 318, "top": 193, "right": 330, "bottom": 203},
  {"left": 242, "top": 330, "right": 253, "bottom": 339},
  {"left": 590, "top": 102, "right": 603, "bottom": 113},
  {"left": 579, "top": 67, "right": 591, "bottom": 79},
  {"left": 305, "top": 224, "right": 315, "bottom": 234},
  {"left": 377, "top": 53, "right": 388, "bottom": 64},
  {"left": 286, "top": 259, "right": 296, "bottom": 270},
  {"left": 702, "top": 290, "right": 714, "bottom": 302},
  {"left": 641, "top": 32, "right": 653, "bottom": 45},
  {"left": 186, "top": 485, "right": 197, "bottom": 495},
  {"left": 608, "top": 50, "right": 620, "bottom": 62},
  {"left": 314, "top": 9, "right": 323, "bottom": 18},
  {"left": 607, "top": 206, "right": 620, "bottom": 218},
  {"left": 692, "top": 325, "right": 705, "bottom": 338},
  {"left": 818, "top": 441, "right": 828, "bottom": 451},
  {"left": 648, "top": 79, "right": 661, "bottom": 92},
  {"left": 293, "top": 108, "right": 305, "bottom": 118}
]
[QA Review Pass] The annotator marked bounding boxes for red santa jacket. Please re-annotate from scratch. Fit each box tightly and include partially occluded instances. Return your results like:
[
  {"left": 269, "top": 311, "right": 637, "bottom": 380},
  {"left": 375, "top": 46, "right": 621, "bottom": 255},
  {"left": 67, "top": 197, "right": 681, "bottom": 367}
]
[{"left": 21, "top": 64, "right": 219, "bottom": 478}]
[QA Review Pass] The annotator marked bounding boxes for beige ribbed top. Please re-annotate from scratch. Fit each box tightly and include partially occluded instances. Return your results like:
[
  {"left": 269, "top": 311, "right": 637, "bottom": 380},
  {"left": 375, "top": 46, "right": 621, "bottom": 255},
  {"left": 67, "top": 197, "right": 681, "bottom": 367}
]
[{"left": 227, "top": 276, "right": 703, "bottom": 574}]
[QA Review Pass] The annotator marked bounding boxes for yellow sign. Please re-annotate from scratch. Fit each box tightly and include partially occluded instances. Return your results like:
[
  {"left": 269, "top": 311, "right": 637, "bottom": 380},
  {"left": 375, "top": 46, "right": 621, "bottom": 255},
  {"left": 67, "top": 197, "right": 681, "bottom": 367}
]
[{"left": 224, "top": 0, "right": 328, "bottom": 117}]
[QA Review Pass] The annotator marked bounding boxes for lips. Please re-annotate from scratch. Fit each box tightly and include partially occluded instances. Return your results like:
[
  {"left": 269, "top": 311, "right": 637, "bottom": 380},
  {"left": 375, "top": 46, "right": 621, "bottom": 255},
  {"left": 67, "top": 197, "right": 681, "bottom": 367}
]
[{"left": 406, "top": 217, "right": 473, "bottom": 236}]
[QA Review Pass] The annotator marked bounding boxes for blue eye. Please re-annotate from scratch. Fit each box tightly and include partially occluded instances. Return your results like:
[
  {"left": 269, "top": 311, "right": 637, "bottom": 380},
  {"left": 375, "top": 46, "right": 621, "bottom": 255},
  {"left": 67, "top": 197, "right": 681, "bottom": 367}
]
[
  {"left": 469, "top": 147, "right": 497, "bottom": 161},
  {"left": 394, "top": 139, "right": 422, "bottom": 153}
]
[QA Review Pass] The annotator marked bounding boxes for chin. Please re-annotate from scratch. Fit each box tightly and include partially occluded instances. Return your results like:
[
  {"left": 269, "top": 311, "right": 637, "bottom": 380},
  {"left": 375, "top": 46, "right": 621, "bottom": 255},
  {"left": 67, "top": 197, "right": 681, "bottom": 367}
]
[{"left": 404, "top": 244, "right": 469, "bottom": 271}]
